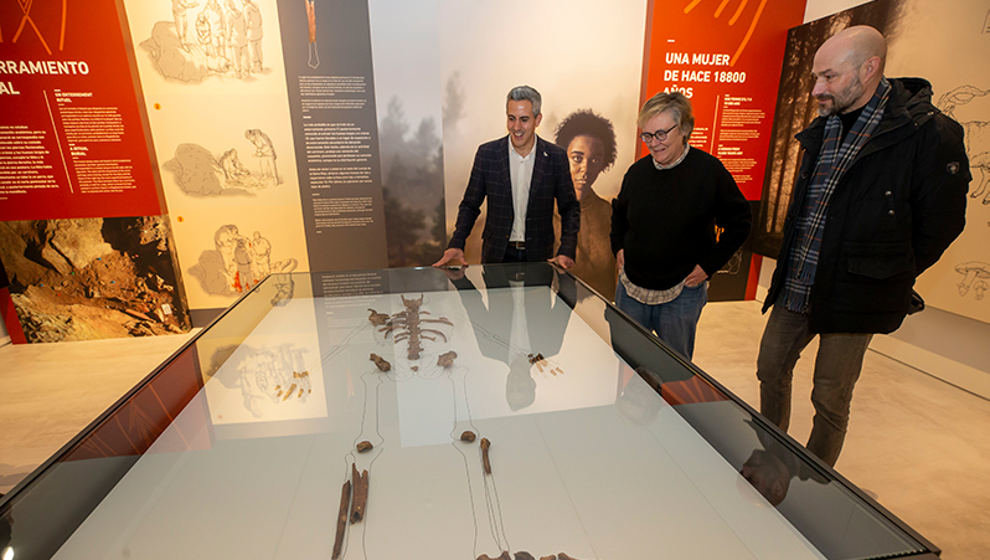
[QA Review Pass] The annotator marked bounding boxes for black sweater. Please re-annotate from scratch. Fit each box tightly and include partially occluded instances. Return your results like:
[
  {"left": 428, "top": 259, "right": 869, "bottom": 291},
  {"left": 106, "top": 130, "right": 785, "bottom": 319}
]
[{"left": 610, "top": 148, "right": 751, "bottom": 290}]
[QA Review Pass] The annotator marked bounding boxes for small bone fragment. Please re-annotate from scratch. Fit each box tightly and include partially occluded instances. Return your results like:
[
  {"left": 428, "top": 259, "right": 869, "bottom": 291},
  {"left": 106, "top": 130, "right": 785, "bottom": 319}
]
[
  {"left": 369, "top": 353, "right": 391, "bottom": 372},
  {"left": 350, "top": 463, "right": 369, "bottom": 523},
  {"left": 514, "top": 552, "right": 536, "bottom": 560},
  {"left": 540, "top": 556, "right": 557, "bottom": 560},
  {"left": 356, "top": 441, "right": 373, "bottom": 453},
  {"left": 331, "top": 480, "right": 352, "bottom": 559},
  {"left": 557, "top": 554, "right": 580, "bottom": 560},
  {"left": 437, "top": 351, "right": 457, "bottom": 368},
  {"left": 411, "top": 366, "right": 419, "bottom": 372},
  {"left": 476, "top": 553, "right": 511, "bottom": 560},
  {"left": 460, "top": 430, "right": 476, "bottom": 443},
  {"left": 368, "top": 309, "right": 389, "bottom": 326},
  {"left": 283, "top": 383, "right": 297, "bottom": 401},
  {"left": 480, "top": 437, "right": 492, "bottom": 474}
]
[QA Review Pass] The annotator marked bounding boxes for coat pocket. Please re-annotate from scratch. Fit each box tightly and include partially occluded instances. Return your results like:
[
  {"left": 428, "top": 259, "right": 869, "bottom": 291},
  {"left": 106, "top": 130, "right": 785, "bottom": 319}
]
[{"left": 844, "top": 242, "right": 914, "bottom": 280}]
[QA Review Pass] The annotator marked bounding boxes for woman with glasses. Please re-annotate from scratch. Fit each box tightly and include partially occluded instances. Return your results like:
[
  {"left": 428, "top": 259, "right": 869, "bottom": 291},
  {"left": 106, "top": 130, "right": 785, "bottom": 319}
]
[{"left": 610, "top": 92, "right": 751, "bottom": 360}]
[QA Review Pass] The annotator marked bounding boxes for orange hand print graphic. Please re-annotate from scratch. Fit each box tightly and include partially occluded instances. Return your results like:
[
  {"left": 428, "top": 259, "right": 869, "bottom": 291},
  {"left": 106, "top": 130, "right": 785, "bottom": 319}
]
[{"left": 4, "top": 0, "right": 69, "bottom": 54}]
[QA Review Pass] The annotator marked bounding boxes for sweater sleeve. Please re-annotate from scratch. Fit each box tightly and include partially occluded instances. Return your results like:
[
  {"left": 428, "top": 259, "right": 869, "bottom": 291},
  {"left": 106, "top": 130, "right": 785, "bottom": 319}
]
[{"left": 699, "top": 162, "right": 752, "bottom": 276}]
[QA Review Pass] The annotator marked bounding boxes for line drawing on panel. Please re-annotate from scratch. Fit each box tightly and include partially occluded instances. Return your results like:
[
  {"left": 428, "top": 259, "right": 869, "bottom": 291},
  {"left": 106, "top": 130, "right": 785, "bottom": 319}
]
[
  {"left": 164, "top": 128, "right": 281, "bottom": 196},
  {"left": 144, "top": 0, "right": 265, "bottom": 82},
  {"left": 188, "top": 224, "right": 298, "bottom": 296},
  {"left": 955, "top": 261, "right": 989, "bottom": 300},
  {"left": 937, "top": 85, "right": 989, "bottom": 205}
]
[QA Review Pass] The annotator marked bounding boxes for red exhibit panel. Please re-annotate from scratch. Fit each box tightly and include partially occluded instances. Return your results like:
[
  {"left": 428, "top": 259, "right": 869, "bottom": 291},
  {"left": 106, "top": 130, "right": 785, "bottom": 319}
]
[
  {"left": 0, "top": 0, "right": 161, "bottom": 220},
  {"left": 641, "top": 0, "right": 806, "bottom": 201},
  {"left": 640, "top": 0, "right": 804, "bottom": 300}
]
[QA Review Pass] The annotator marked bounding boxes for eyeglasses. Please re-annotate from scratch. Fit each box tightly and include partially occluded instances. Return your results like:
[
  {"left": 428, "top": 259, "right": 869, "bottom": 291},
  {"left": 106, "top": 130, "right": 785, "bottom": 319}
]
[{"left": 640, "top": 123, "right": 678, "bottom": 143}]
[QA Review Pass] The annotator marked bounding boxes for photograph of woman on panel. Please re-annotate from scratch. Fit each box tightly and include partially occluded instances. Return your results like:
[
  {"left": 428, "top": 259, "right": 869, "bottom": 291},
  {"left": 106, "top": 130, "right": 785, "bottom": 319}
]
[
  {"left": 553, "top": 110, "right": 619, "bottom": 298},
  {"left": 610, "top": 92, "right": 751, "bottom": 360}
]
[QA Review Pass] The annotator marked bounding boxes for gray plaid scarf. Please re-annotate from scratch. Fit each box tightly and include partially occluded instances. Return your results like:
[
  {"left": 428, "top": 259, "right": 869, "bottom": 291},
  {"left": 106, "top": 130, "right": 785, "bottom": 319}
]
[{"left": 783, "top": 78, "right": 892, "bottom": 313}]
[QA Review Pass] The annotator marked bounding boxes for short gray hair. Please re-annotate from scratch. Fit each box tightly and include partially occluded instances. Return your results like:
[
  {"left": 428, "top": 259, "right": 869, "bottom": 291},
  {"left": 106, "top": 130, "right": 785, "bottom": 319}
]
[
  {"left": 638, "top": 91, "right": 694, "bottom": 142},
  {"left": 507, "top": 85, "right": 542, "bottom": 116}
]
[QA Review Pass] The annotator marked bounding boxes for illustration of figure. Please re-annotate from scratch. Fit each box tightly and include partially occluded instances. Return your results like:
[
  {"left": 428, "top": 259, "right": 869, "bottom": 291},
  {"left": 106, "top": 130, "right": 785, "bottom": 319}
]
[
  {"left": 243, "top": 0, "right": 263, "bottom": 72},
  {"left": 553, "top": 109, "right": 618, "bottom": 298},
  {"left": 172, "top": 0, "right": 199, "bottom": 50},
  {"left": 250, "top": 231, "right": 272, "bottom": 278},
  {"left": 937, "top": 85, "right": 990, "bottom": 204},
  {"left": 201, "top": 0, "right": 227, "bottom": 62},
  {"left": 225, "top": 0, "right": 249, "bottom": 78},
  {"left": 234, "top": 237, "right": 254, "bottom": 291},
  {"left": 218, "top": 148, "right": 250, "bottom": 183},
  {"left": 195, "top": 226, "right": 297, "bottom": 295},
  {"left": 214, "top": 224, "right": 241, "bottom": 291},
  {"left": 306, "top": 0, "right": 320, "bottom": 69},
  {"left": 245, "top": 128, "right": 279, "bottom": 185},
  {"left": 195, "top": 10, "right": 212, "bottom": 48}
]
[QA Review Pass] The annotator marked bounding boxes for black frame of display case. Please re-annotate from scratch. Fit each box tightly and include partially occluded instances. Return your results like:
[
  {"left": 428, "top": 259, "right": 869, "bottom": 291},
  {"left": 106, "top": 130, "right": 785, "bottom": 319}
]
[{"left": 0, "top": 265, "right": 940, "bottom": 560}]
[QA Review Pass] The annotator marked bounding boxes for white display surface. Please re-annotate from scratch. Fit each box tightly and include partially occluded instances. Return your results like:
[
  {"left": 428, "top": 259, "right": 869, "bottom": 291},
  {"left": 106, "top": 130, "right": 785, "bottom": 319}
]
[{"left": 54, "top": 289, "right": 824, "bottom": 559}]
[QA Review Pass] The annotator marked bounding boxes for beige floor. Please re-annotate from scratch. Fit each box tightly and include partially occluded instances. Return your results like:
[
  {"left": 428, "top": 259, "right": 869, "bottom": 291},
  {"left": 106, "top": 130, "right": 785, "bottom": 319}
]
[
  {"left": 1, "top": 302, "right": 988, "bottom": 558},
  {"left": 0, "top": 331, "right": 198, "bottom": 494}
]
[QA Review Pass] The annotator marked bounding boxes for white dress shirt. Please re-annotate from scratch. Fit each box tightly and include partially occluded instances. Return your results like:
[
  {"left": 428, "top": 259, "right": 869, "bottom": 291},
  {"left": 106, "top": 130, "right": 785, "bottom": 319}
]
[{"left": 508, "top": 136, "right": 538, "bottom": 242}]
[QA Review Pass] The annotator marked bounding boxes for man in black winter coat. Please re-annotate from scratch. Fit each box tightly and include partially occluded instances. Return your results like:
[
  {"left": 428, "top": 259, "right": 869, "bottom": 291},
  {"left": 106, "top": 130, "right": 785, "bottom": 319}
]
[{"left": 757, "top": 25, "right": 969, "bottom": 467}]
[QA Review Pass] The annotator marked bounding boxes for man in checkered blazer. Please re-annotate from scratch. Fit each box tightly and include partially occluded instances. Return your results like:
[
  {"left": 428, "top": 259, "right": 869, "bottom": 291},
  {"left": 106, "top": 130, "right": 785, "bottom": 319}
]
[{"left": 434, "top": 86, "right": 580, "bottom": 268}]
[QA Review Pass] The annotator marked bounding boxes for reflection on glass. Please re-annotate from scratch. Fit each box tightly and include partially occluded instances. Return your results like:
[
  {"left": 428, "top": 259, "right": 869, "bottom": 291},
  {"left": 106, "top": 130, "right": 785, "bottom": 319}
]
[{"left": 0, "top": 267, "right": 933, "bottom": 560}]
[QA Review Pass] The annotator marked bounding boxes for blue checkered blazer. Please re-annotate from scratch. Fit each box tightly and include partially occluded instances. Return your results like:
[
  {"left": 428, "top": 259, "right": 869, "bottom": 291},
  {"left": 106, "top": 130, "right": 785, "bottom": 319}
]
[{"left": 448, "top": 136, "right": 580, "bottom": 263}]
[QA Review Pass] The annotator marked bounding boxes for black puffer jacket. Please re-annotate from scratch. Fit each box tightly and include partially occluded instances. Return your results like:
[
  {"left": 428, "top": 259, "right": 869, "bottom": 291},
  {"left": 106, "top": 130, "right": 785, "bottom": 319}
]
[{"left": 764, "top": 78, "right": 970, "bottom": 333}]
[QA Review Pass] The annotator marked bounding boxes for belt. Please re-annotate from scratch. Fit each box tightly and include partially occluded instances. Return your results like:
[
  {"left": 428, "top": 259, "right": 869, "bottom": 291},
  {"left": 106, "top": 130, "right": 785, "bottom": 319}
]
[{"left": 507, "top": 241, "right": 526, "bottom": 250}]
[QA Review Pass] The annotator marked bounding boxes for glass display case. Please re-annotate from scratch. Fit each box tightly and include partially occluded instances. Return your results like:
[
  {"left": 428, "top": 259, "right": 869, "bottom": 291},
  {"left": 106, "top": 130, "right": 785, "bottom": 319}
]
[{"left": 0, "top": 264, "right": 939, "bottom": 559}]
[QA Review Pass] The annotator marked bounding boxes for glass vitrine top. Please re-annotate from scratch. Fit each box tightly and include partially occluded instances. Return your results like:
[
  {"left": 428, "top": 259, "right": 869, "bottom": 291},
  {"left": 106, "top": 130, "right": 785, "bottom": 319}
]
[{"left": 0, "top": 264, "right": 936, "bottom": 560}]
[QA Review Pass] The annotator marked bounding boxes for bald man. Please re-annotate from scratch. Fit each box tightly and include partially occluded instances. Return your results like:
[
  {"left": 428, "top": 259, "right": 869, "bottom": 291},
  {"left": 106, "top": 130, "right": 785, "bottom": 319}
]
[{"left": 757, "top": 26, "right": 969, "bottom": 467}]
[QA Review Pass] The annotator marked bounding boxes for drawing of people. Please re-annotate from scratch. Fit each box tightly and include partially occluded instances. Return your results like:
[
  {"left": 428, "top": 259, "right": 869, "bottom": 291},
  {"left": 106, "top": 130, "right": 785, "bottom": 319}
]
[
  {"left": 245, "top": 129, "right": 278, "bottom": 185},
  {"left": 244, "top": 0, "right": 263, "bottom": 73},
  {"left": 172, "top": 0, "right": 199, "bottom": 49},
  {"left": 202, "top": 0, "right": 227, "bottom": 62},
  {"left": 250, "top": 231, "right": 273, "bottom": 279},
  {"left": 218, "top": 148, "right": 250, "bottom": 184},
  {"left": 214, "top": 224, "right": 241, "bottom": 291},
  {"left": 225, "top": 0, "right": 249, "bottom": 78},
  {"left": 234, "top": 237, "right": 254, "bottom": 291},
  {"left": 195, "top": 10, "right": 212, "bottom": 49}
]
